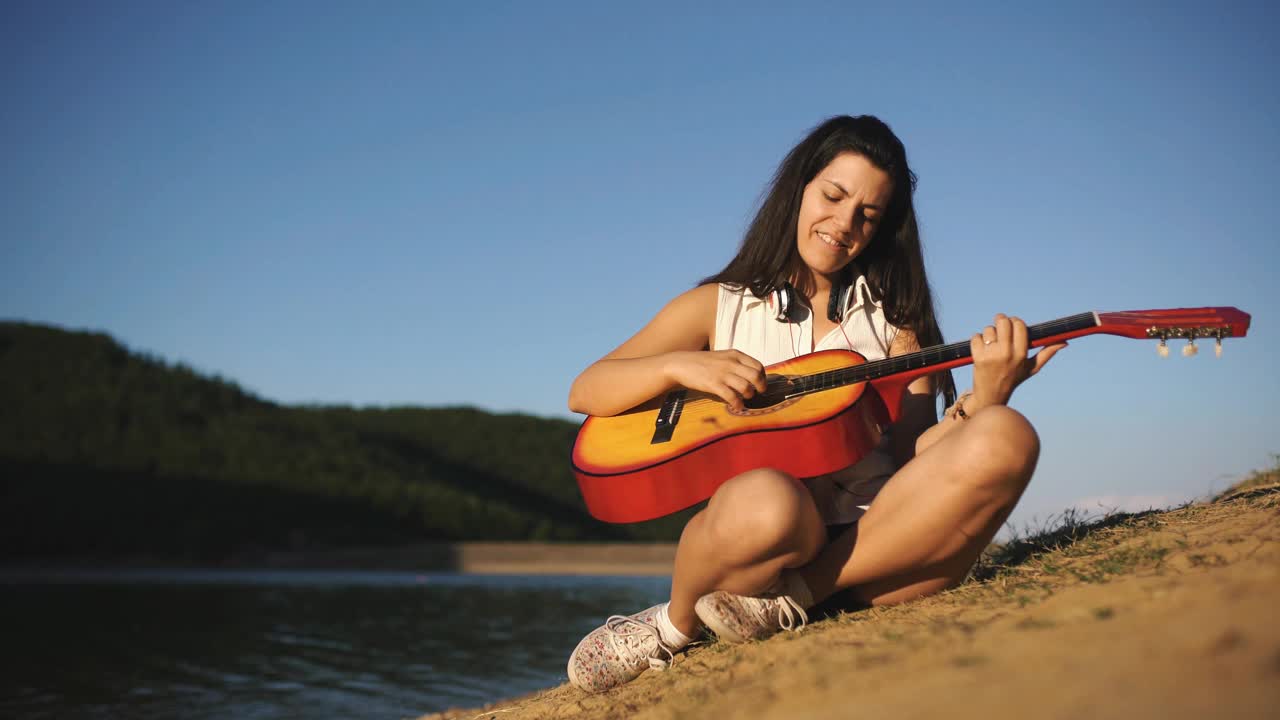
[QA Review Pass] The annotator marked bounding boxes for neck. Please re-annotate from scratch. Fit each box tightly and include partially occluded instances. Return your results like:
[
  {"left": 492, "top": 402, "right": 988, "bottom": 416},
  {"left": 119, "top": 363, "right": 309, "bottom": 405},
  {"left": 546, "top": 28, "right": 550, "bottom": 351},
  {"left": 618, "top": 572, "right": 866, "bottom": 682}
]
[{"left": 794, "top": 268, "right": 839, "bottom": 299}]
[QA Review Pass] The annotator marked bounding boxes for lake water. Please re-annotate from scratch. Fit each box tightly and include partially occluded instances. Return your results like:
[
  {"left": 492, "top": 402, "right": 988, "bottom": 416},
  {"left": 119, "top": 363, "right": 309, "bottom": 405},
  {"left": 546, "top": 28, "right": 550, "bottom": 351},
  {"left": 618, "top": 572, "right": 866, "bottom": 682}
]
[{"left": 0, "top": 569, "right": 672, "bottom": 719}]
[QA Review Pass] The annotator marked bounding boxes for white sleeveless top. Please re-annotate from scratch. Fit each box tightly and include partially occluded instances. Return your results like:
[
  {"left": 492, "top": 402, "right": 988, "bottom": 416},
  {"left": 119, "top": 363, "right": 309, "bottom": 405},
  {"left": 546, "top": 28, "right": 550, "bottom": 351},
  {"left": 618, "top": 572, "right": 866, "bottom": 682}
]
[{"left": 712, "top": 277, "right": 901, "bottom": 525}]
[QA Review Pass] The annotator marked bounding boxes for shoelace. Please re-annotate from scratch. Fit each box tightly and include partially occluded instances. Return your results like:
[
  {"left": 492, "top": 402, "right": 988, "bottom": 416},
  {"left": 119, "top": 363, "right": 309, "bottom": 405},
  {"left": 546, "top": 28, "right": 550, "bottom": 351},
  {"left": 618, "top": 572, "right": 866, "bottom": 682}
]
[
  {"left": 773, "top": 594, "right": 809, "bottom": 632},
  {"left": 604, "top": 614, "right": 675, "bottom": 671}
]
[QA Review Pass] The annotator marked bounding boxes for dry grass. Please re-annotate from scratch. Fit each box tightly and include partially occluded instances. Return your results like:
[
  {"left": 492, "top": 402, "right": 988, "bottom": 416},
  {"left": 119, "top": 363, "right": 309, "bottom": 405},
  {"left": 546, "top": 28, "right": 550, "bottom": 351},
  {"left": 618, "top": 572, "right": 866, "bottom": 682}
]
[{"left": 1213, "top": 453, "right": 1280, "bottom": 501}]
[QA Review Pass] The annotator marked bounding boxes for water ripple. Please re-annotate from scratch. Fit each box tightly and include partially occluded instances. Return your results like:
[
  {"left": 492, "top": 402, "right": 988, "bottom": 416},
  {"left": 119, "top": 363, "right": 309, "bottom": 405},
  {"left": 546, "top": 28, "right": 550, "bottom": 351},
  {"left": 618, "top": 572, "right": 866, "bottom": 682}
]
[{"left": 0, "top": 571, "right": 669, "bottom": 719}]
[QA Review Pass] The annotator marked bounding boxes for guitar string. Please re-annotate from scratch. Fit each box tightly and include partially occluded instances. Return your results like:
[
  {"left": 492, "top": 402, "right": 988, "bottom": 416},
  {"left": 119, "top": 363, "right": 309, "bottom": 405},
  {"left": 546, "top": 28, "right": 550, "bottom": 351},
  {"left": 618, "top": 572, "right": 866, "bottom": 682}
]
[
  {"left": 667, "top": 314, "right": 1096, "bottom": 420},
  {"left": 793, "top": 313, "right": 1095, "bottom": 394},
  {"left": 664, "top": 313, "right": 1098, "bottom": 421},
  {"left": 668, "top": 312, "right": 1230, "bottom": 421}
]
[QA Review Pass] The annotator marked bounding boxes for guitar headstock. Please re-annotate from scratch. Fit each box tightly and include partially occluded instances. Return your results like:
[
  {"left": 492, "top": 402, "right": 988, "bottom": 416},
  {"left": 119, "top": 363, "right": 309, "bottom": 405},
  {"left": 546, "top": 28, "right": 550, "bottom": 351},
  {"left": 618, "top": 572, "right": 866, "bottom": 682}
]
[{"left": 1096, "top": 307, "right": 1251, "bottom": 357}]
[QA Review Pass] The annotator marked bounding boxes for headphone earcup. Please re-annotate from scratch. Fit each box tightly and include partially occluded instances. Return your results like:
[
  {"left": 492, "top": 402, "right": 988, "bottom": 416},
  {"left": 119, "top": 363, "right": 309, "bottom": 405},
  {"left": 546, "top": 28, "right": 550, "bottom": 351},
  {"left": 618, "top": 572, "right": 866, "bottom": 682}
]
[
  {"left": 772, "top": 283, "right": 795, "bottom": 323},
  {"left": 827, "top": 280, "right": 851, "bottom": 323}
]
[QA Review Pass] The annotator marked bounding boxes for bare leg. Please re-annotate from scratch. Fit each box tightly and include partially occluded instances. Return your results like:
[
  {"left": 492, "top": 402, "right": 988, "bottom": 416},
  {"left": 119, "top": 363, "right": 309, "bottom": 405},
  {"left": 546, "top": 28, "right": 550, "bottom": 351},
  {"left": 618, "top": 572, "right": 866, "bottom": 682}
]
[
  {"left": 800, "top": 405, "right": 1041, "bottom": 606},
  {"left": 667, "top": 467, "right": 827, "bottom": 636}
]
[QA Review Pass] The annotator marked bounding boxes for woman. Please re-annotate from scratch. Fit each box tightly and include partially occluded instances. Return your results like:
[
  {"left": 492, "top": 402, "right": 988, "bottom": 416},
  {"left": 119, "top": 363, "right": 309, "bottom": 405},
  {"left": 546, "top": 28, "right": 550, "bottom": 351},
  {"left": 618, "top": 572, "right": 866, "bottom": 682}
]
[{"left": 565, "top": 115, "right": 1065, "bottom": 693}]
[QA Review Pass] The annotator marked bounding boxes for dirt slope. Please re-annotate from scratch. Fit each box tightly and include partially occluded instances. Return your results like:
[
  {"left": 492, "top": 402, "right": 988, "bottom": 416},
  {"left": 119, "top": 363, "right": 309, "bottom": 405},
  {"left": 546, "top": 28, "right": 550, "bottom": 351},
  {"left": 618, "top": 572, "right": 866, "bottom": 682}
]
[{"left": 423, "top": 484, "right": 1280, "bottom": 720}]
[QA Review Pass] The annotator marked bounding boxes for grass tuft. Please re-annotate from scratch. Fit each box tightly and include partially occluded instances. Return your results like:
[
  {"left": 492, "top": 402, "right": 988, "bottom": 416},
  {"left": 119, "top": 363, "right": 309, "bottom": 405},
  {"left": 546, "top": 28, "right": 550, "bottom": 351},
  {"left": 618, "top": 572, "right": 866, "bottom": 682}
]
[
  {"left": 969, "top": 506, "right": 1165, "bottom": 584},
  {"left": 1213, "top": 453, "right": 1280, "bottom": 501}
]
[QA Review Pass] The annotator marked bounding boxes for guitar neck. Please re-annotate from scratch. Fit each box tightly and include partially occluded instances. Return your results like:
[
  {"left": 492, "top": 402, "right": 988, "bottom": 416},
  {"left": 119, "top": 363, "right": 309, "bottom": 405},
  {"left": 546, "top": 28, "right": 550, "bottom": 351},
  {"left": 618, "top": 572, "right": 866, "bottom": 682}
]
[
  {"left": 787, "top": 312, "right": 1100, "bottom": 397},
  {"left": 778, "top": 305, "right": 1250, "bottom": 421}
]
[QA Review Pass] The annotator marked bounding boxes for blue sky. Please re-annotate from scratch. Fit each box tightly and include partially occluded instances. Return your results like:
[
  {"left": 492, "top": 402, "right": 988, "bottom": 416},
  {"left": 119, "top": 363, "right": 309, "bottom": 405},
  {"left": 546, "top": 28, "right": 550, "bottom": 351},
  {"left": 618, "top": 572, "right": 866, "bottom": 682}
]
[{"left": 3, "top": 1, "right": 1276, "bottom": 529}]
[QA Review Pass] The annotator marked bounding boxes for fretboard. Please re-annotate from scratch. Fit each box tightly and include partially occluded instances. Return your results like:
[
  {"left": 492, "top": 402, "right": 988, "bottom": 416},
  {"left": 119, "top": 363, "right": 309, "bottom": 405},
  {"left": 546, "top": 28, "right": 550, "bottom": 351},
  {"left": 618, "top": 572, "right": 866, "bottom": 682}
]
[{"left": 784, "top": 312, "right": 1097, "bottom": 397}]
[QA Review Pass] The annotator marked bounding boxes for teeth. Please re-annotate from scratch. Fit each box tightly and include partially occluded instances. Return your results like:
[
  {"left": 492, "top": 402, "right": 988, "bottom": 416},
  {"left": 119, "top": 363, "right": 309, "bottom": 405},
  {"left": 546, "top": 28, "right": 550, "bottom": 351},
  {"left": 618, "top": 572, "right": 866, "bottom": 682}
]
[{"left": 818, "top": 232, "right": 845, "bottom": 248}]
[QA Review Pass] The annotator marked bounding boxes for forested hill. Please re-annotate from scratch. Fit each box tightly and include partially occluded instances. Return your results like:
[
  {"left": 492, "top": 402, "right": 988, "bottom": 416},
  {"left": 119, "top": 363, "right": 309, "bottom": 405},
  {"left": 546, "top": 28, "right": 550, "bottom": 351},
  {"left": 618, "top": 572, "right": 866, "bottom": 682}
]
[{"left": 0, "top": 322, "right": 693, "bottom": 562}]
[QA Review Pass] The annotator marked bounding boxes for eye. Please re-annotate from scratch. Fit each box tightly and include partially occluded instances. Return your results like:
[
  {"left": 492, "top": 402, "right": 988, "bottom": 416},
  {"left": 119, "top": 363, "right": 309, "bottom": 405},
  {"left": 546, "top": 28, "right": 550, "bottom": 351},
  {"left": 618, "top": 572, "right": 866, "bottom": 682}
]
[{"left": 823, "top": 193, "right": 840, "bottom": 203}]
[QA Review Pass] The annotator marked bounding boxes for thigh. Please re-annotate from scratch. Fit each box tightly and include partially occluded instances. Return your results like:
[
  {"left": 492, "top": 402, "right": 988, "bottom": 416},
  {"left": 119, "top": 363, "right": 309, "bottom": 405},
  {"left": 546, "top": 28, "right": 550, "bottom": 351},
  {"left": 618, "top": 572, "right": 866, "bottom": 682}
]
[
  {"left": 859, "top": 417, "right": 1031, "bottom": 542},
  {"left": 833, "top": 411, "right": 1036, "bottom": 606},
  {"left": 811, "top": 515, "right": 981, "bottom": 611},
  {"left": 676, "top": 468, "right": 829, "bottom": 599},
  {"left": 703, "top": 467, "right": 828, "bottom": 564},
  {"left": 852, "top": 546, "right": 978, "bottom": 606}
]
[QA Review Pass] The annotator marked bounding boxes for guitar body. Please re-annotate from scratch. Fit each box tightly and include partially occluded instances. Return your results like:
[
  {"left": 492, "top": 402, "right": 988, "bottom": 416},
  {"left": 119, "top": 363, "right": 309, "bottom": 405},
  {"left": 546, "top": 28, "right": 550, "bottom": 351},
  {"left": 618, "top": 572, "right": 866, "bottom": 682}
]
[{"left": 572, "top": 350, "right": 894, "bottom": 523}]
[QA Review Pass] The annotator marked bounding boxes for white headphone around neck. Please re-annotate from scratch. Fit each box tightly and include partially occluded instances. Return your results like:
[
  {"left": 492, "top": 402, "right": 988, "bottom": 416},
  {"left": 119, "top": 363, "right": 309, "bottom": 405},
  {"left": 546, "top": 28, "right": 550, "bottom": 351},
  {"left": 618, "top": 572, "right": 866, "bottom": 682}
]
[{"left": 769, "top": 280, "right": 854, "bottom": 324}]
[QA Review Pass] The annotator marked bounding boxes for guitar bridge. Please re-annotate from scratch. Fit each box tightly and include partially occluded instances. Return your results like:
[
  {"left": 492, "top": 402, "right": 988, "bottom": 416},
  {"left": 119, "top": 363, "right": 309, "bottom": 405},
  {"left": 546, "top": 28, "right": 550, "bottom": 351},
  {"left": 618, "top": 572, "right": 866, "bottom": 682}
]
[{"left": 650, "top": 389, "right": 687, "bottom": 444}]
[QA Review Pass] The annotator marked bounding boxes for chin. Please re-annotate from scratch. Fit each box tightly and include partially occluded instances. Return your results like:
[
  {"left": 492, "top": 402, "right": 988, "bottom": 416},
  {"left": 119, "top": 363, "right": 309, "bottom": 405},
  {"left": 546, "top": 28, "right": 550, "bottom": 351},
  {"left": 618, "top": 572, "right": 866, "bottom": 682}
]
[{"left": 801, "top": 251, "right": 854, "bottom": 278}]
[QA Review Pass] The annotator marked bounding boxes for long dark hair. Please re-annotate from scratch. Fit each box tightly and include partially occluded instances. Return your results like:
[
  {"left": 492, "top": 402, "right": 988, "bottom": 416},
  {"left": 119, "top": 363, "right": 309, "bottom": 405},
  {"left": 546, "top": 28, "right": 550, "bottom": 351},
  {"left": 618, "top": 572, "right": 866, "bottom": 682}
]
[{"left": 702, "top": 115, "right": 956, "bottom": 408}]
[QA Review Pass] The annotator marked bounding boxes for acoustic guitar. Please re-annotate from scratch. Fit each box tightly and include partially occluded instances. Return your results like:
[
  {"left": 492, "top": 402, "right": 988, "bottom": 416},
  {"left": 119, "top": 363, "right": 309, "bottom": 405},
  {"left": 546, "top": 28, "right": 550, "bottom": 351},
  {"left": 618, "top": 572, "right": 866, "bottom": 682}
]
[{"left": 572, "top": 307, "right": 1251, "bottom": 523}]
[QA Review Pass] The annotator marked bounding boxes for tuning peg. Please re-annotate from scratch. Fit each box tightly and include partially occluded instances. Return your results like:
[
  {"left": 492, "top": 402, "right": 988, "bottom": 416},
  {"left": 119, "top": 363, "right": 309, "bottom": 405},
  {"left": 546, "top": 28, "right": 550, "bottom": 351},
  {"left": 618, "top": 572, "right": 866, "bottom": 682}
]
[
  {"left": 1215, "top": 337, "right": 1223, "bottom": 358},
  {"left": 1157, "top": 338, "right": 1169, "bottom": 358},
  {"left": 1182, "top": 339, "right": 1198, "bottom": 357}
]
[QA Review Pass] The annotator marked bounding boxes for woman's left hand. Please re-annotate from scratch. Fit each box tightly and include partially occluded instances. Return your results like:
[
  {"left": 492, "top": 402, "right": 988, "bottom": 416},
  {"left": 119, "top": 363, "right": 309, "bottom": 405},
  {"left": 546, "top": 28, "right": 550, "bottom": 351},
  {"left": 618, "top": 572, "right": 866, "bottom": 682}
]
[{"left": 970, "top": 313, "right": 1067, "bottom": 410}]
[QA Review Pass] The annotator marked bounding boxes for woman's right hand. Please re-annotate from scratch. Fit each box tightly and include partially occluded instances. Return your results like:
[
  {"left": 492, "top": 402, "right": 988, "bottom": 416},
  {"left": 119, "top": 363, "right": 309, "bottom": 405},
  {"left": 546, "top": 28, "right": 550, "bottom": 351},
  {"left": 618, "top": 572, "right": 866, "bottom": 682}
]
[{"left": 662, "top": 350, "right": 768, "bottom": 411}]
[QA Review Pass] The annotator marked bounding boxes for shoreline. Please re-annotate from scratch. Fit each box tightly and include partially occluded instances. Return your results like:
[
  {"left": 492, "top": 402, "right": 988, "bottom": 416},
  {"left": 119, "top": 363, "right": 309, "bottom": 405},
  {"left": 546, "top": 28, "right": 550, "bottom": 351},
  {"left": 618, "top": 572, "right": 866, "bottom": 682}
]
[
  {"left": 1, "top": 541, "right": 679, "bottom": 577},
  {"left": 421, "top": 486, "right": 1280, "bottom": 720}
]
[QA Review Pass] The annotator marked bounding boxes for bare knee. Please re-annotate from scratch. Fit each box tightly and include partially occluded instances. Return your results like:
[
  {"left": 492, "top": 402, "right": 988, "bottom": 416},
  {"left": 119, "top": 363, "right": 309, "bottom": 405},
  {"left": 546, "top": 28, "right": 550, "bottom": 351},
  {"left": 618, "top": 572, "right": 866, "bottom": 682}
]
[
  {"left": 956, "top": 405, "right": 1040, "bottom": 497},
  {"left": 704, "top": 468, "right": 823, "bottom": 560}
]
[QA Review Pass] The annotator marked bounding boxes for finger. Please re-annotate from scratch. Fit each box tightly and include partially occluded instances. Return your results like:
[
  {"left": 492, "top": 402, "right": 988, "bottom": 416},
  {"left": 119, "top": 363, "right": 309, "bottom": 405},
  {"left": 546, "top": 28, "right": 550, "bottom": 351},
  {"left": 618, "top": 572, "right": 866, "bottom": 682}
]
[
  {"left": 731, "top": 357, "right": 768, "bottom": 392},
  {"left": 712, "top": 382, "right": 744, "bottom": 410},
  {"left": 723, "top": 374, "right": 755, "bottom": 399},
  {"left": 994, "top": 314, "right": 1013, "bottom": 345},
  {"left": 971, "top": 333, "right": 986, "bottom": 357},
  {"left": 1029, "top": 342, "right": 1068, "bottom": 375},
  {"left": 1011, "top": 316, "right": 1028, "bottom": 357},
  {"left": 980, "top": 326, "right": 997, "bottom": 346},
  {"left": 730, "top": 350, "right": 765, "bottom": 369}
]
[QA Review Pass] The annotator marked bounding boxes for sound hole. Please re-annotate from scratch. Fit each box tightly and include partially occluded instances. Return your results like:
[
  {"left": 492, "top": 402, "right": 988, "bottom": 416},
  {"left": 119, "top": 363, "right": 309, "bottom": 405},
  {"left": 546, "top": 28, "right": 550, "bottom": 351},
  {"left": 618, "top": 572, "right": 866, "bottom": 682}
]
[{"left": 734, "top": 375, "right": 798, "bottom": 415}]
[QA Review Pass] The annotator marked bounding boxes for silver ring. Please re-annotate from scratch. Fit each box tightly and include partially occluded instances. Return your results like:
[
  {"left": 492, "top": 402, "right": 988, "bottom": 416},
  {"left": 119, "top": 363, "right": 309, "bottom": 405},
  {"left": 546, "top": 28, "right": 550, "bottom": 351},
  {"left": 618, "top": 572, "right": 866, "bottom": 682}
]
[{"left": 983, "top": 339, "right": 994, "bottom": 345}]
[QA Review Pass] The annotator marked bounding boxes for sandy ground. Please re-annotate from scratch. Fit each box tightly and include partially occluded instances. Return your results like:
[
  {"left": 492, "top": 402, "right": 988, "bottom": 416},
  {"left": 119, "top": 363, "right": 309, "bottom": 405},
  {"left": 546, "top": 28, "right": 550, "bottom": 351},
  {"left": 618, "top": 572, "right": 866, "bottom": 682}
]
[{"left": 422, "top": 484, "right": 1280, "bottom": 720}]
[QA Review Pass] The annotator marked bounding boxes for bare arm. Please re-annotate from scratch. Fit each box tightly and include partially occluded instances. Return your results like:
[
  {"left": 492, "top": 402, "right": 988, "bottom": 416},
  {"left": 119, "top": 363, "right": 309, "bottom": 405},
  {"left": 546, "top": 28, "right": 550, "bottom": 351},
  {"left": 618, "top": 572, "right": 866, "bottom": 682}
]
[
  {"left": 882, "top": 329, "right": 946, "bottom": 465},
  {"left": 567, "top": 284, "right": 767, "bottom": 417},
  {"left": 909, "top": 380, "right": 963, "bottom": 458}
]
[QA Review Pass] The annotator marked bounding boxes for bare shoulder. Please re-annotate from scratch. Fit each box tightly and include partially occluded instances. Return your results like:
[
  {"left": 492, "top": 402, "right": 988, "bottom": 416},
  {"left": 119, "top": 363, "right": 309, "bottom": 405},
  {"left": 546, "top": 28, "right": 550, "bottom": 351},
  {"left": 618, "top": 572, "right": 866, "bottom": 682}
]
[
  {"left": 602, "top": 283, "right": 720, "bottom": 360},
  {"left": 668, "top": 282, "right": 719, "bottom": 308},
  {"left": 651, "top": 283, "right": 719, "bottom": 329}
]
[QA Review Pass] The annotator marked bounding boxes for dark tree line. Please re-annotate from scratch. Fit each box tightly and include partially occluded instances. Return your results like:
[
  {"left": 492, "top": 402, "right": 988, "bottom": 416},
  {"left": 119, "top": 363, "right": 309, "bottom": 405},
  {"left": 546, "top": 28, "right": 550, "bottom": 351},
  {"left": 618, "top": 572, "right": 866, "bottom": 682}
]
[{"left": 0, "top": 322, "right": 695, "bottom": 563}]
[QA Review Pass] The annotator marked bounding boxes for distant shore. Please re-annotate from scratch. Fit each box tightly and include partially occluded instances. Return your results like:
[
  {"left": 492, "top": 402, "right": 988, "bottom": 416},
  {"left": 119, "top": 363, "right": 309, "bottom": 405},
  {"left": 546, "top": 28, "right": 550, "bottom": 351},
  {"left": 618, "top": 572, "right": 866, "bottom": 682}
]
[
  {"left": 3, "top": 542, "right": 679, "bottom": 576},
  {"left": 249, "top": 541, "right": 679, "bottom": 575}
]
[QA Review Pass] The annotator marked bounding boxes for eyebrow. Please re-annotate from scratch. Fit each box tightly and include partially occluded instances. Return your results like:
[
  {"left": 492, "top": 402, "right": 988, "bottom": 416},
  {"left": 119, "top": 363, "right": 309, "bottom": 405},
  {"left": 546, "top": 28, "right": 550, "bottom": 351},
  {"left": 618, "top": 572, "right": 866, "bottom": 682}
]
[{"left": 822, "top": 180, "right": 885, "bottom": 210}]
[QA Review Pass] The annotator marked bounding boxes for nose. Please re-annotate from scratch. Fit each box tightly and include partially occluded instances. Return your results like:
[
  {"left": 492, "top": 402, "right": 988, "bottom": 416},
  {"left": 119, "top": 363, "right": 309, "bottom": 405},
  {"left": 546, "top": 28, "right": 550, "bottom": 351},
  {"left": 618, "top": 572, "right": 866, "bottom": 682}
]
[{"left": 829, "top": 208, "right": 854, "bottom": 235}]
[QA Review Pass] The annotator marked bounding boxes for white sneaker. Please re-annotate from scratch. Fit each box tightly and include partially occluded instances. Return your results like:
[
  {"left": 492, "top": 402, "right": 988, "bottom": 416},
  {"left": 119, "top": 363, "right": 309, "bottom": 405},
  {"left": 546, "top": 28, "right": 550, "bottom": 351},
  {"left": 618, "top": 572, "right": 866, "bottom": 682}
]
[
  {"left": 695, "top": 590, "right": 808, "bottom": 643},
  {"left": 567, "top": 604, "right": 677, "bottom": 693}
]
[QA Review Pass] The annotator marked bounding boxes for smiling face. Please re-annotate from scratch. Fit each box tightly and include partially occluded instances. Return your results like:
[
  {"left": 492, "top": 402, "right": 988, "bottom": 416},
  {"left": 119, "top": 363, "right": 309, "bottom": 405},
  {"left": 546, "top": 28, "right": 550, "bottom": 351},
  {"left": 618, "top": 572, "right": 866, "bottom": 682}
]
[{"left": 795, "top": 152, "right": 895, "bottom": 285}]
